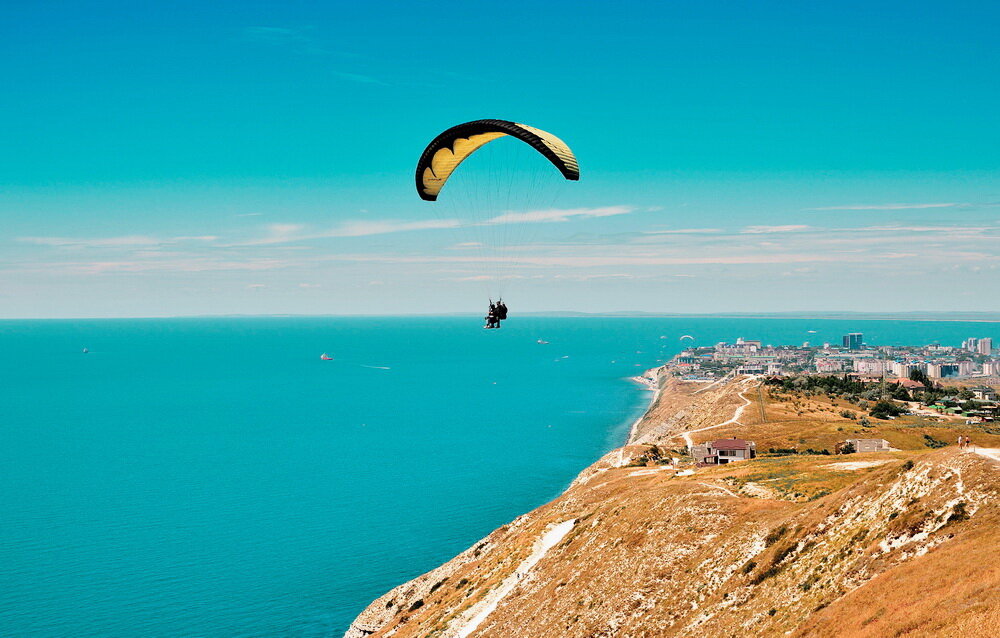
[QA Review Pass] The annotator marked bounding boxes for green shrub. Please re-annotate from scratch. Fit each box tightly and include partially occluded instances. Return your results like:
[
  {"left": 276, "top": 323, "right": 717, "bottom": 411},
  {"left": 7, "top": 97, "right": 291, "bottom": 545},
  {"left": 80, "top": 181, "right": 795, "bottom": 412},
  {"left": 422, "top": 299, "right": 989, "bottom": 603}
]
[
  {"left": 923, "top": 434, "right": 947, "bottom": 449},
  {"left": 870, "top": 400, "right": 904, "bottom": 420}
]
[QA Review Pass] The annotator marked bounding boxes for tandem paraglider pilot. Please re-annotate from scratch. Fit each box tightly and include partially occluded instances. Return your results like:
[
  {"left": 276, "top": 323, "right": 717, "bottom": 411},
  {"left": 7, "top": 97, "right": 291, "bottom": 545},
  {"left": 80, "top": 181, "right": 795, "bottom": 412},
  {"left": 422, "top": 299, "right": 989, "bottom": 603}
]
[{"left": 484, "top": 299, "right": 508, "bottom": 329}]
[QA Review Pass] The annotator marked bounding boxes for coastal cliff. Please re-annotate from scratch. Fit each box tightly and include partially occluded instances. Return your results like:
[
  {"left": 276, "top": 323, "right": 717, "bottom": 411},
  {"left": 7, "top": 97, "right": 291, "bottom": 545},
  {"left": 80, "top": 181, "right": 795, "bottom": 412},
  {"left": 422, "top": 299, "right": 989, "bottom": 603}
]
[{"left": 345, "top": 372, "right": 1000, "bottom": 637}]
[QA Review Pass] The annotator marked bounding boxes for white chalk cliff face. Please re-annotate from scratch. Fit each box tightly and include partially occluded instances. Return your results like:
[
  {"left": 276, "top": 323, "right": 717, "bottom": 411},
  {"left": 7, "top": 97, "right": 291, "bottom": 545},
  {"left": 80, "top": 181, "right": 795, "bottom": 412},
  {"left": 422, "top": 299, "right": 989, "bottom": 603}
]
[
  {"left": 345, "top": 447, "right": 998, "bottom": 637},
  {"left": 345, "top": 375, "right": 1000, "bottom": 637}
]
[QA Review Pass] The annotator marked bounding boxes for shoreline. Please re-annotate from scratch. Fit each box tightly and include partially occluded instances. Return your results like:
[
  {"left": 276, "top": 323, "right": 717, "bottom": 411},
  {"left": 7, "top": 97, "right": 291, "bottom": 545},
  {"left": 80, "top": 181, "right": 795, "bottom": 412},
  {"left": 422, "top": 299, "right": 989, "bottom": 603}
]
[
  {"left": 344, "top": 363, "right": 745, "bottom": 637},
  {"left": 626, "top": 365, "right": 666, "bottom": 444}
]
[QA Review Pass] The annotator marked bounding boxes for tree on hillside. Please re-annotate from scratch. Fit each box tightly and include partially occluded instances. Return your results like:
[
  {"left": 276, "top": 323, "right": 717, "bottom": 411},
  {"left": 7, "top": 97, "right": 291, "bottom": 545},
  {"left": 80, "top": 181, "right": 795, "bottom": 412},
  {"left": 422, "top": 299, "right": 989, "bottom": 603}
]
[
  {"left": 870, "top": 400, "right": 905, "bottom": 420},
  {"left": 909, "top": 368, "right": 932, "bottom": 388}
]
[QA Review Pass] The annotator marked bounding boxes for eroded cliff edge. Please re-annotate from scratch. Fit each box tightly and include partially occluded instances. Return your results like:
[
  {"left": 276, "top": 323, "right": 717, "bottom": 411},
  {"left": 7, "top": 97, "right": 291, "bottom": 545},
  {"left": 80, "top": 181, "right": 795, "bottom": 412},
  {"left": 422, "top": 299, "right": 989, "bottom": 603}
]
[{"left": 345, "top": 374, "right": 1000, "bottom": 637}]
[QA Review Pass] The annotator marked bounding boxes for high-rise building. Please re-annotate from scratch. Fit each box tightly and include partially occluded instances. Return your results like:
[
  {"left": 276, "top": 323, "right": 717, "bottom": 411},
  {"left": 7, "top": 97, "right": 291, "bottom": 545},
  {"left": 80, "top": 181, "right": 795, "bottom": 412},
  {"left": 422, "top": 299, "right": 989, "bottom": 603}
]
[
  {"left": 889, "top": 361, "right": 922, "bottom": 377},
  {"left": 978, "top": 338, "right": 993, "bottom": 355},
  {"left": 940, "top": 364, "right": 960, "bottom": 378},
  {"left": 964, "top": 338, "right": 979, "bottom": 352},
  {"left": 842, "top": 333, "right": 863, "bottom": 350}
]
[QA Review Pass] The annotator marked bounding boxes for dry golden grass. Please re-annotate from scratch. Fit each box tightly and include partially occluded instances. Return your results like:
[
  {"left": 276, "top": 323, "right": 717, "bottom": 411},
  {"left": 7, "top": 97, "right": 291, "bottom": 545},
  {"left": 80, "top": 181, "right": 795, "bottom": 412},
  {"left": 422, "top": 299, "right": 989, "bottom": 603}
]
[
  {"left": 348, "top": 379, "right": 1000, "bottom": 638},
  {"left": 793, "top": 475, "right": 1000, "bottom": 637},
  {"left": 711, "top": 383, "right": 1000, "bottom": 455}
]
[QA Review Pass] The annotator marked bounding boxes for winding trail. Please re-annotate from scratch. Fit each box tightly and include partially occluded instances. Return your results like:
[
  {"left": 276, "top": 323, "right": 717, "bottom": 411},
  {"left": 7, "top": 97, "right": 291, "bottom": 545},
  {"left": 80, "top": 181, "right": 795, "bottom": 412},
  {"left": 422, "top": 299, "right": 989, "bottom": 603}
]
[
  {"left": 969, "top": 448, "right": 1000, "bottom": 463},
  {"left": 692, "top": 369, "right": 735, "bottom": 394},
  {"left": 680, "top": 377, "right": 757, "bottom": 448}
]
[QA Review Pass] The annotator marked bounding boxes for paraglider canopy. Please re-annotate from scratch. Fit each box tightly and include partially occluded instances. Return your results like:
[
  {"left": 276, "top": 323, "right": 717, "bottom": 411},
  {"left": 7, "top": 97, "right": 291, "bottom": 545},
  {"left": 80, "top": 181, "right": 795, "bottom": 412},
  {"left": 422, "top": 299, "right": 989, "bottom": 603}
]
[{"left": 415, "top": 119, "right": 579, "bottom": 201}]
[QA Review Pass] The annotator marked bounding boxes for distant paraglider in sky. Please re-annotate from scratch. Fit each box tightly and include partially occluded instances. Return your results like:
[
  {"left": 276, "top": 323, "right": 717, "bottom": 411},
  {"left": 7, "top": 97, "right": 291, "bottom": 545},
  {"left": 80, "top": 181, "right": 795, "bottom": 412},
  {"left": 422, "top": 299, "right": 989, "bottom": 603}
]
[
  {"left": 415, "top": 119, "right": 580, "bottom": 325},
  {"left": 680, "top": 335, "right": 695, "bottom": 341}
]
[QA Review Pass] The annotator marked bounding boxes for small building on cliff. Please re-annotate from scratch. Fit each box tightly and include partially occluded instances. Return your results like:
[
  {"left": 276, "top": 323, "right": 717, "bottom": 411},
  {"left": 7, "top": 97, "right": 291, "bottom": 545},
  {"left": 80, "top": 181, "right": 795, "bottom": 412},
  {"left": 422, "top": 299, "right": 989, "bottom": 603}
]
[{"left": 691, "top": 437, "right": 756, "bottom": 465}]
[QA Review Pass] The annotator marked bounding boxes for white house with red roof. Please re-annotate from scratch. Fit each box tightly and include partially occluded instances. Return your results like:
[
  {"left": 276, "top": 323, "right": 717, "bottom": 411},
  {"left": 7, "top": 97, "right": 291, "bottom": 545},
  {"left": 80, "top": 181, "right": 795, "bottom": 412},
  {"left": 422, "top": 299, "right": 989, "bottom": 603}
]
[{"left": 691, "top": 437, "right": 756, "bottom": 466}]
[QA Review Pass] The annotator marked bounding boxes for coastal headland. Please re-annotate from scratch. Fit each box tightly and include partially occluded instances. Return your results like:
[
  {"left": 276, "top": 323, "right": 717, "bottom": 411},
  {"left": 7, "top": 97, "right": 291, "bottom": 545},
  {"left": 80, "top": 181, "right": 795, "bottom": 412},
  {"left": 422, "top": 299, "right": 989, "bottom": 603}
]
[{"left": 346, "top": 357, "right": 1000, "bottom": 637}]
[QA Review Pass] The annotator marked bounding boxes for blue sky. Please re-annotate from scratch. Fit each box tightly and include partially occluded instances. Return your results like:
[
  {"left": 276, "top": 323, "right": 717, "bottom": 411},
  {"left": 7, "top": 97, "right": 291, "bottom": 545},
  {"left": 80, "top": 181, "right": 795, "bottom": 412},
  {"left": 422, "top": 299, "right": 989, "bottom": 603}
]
[{"left": 2, "top": 1, "right": 998, "bottom": 317}]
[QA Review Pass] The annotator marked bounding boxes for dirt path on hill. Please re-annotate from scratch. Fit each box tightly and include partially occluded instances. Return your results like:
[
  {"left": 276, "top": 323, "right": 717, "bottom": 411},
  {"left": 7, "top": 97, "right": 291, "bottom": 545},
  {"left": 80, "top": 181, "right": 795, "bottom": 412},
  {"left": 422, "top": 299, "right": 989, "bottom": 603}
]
[
  {"left": 680, "top": 377, "right": 757, "bottom": 447},
  {"left": 970, "top": 448, "right": 1000, "bottom": 463}
]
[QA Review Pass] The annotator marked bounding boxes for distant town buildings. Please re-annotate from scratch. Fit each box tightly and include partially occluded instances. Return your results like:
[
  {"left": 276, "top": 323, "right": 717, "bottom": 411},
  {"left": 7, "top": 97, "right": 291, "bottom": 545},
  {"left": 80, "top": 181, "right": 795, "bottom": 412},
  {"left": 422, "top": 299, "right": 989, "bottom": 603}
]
[
  {"left": 667, "top": 333, "right": 998, "bottom": 384},
  {"left": 971, "top": 386, "right": 998, "bottom": 401},
  {"left": 979, "top": 338, "right": 993, "bottom": 356},
  {"left": 816, "top": 357, "right": 848, "bottom": 373},
  {"left": 854, "top": 359, "right": 885, "bottom": 376},
  {"left": 927, "top": 363, "right": 960, "bottom": 378},
  {"left": 842, "top": 332, "right": 863, "bottom": 350},
  {"left": 889, "top": 361, "right": 921, "bottom": 378},
  {"left": 964, "top": 337, "right": 993, "bottom": 355}
]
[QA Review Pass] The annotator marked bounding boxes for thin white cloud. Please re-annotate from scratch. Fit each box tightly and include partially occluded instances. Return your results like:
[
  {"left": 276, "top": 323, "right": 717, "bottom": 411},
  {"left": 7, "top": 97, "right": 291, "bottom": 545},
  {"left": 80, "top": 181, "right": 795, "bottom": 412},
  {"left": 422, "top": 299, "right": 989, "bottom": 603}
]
[
  {"left": 33, "top": 257, "right": 287, "bottom": 275},
  {"left": 314, "top": 251, "right": 916, "bottom": 268},
  {"left": 446, "top": 274, "right": 537, "bottom": 282},
  {"left": 242, "top": 26, "right": 327, "bottom": 55},
  {"left": 487, "top": 206, "right": 636, "bottom": 224},
  {"left": 805, "top": 203, "right": 960, "bottom": 211},
  {"left": 332, "top": 70, "right": 387, "bottom": 85},
  {"left": 18, "top": 235, "right": 216, "bottom": 249},
  {"left": 239, "top": 219, "right": 461, "bottom": 246},
  {"left": 327, "top": 219, "right": 458, "bottom": 237},
  {"left": 741, "top": 225, "right": 811, "bottom": 234},
  {"left": 19, "top": 235, "right": 161, "bottom": 248},
  {"left": 641, "top": 228, "right": 721, "bottom": 235},
  {"left": 242, "top": 26, "right": 385, "bottom": 84},
  {"left": 860, "top": 225, "right": 996, "bottom": 233}
]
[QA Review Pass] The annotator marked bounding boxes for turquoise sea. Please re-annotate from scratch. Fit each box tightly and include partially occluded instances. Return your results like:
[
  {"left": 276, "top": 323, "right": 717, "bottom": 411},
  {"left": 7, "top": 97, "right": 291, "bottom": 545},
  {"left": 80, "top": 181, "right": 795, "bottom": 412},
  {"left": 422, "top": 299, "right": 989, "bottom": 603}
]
[{"left": 1, "top": 317, "right": 995, "bottom": 636}]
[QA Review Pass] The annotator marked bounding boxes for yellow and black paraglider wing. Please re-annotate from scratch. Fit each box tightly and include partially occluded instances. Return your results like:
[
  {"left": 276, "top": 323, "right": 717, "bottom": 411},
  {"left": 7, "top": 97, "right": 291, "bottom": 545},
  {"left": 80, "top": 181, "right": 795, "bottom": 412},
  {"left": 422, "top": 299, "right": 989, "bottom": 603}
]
[{"left": 415, "top": 119, "right": 579, "bottom": 201}]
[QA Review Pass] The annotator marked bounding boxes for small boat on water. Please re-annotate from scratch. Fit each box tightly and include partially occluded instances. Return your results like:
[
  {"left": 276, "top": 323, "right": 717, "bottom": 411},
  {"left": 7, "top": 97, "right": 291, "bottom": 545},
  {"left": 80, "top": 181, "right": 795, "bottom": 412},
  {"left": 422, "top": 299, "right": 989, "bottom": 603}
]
[
  {"left": 537, "top": 339, "right": 549, "bottom": 344},
  {"left": 320, "top": 353, "right": 333, "bottom": 361},
  {"left": 82, "top": 347, "right": 89, "bottom": 354}
]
